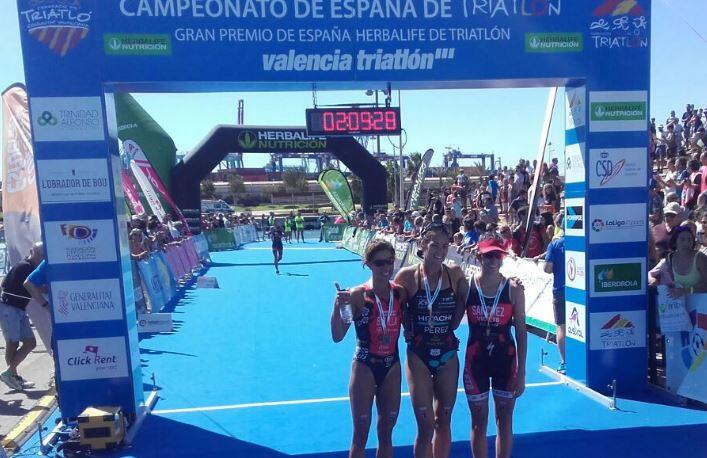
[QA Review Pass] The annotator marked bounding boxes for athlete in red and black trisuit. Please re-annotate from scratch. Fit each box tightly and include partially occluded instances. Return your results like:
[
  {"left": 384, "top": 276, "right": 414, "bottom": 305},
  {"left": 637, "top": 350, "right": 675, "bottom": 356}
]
[
  {"left": 269, "top": 225, "right": 284, "bottom": 274},
  {"left": 461, "top": 238, "right": 527, "bottom": 458},
  {"left": 394, "top": 223, "right": 467, "bottom": 458},
  {"left": 330, "top": 240, "right": 407, "bottom": 458}
]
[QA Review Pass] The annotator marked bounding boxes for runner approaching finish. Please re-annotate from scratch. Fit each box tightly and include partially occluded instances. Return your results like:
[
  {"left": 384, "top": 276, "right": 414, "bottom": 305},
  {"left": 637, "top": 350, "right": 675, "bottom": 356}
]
[
  {"left": 394, "top": 223, "right": 467, "bottom": 458},
  {"left": 463, "top": 238, "right": 527, "bottom": 458},
  {"left": 295, "top": 210, "right": 305, "bottom": 243},
  {"left": 330, "top": 240, "right": 407, "bottom": 458},
  {"left": 269, "top": 225, "right": 284, "bottom": 274}
]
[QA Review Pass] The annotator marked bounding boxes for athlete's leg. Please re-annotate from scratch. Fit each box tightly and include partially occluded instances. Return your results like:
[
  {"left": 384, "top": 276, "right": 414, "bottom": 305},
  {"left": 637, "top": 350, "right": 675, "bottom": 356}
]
[
  {"left": 432, "top": 355, "right": 459, "bottom": 458},
  {"left": 375, "top": 361, "right": 401, "bottom": 458},
  {"left": 468, "top": 397, "right": 490, "bottom": 458},
  {"left": 493, "top": 396, "right": 516, "bottom": 458},
  {"left": 350, "top": 361, "right": 376, "bottom": 458},
  {"left": 406, "top": 350, "right": 434, "bottom": 458},
  {"left": 272, "top": 249, "right": 280, "bottom": 273}
]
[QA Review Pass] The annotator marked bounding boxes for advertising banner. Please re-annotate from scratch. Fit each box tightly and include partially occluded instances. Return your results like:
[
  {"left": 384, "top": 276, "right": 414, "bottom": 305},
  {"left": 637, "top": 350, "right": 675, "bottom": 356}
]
[
  {"left": 589, "top": 203, "right": 646, "bottom": 245},
  {"left": 44, "top": 219, "right": 118, "bottom": 265},
  {"left": 2, "top": 84, "right": 41, "bottom": 266},
  {"left": 57, "top": 336, "right": 129, "bottom": 382},
  {"left": 590, "top": 257, "right": 646, "bottom": 298},
  {"left": 676, "top": 294, "right": 707, "bottom": 403},
  {"left": 130, "top": 160, "right": 167, "bottom": 220},
  {"left": 588, "top": 148, "right": 648, "bottom": 190},
  {"left": 120, "top": 168, "right": 146, "bottom": 216},
  {"left": 318, "top": 169, "right": 355, "bottom": 223},
  {"left": 566, "top": 302, "right": 586, "bottom": 343},
  {"left": 51, "top": 278, "right": 124, "bottom": 324},
  {"left": 153, "top": 251, "right": 177, "bottom": 303},
  {"left": 657, "top": 286, "right": 693, "bottom": 333},
  {"left": 205, "top": 228, "right": 236, "bottom": 251},
  {"left": 192, "top": 234, "right": 211, "bottom": 262},
  {"left": 589, "top": 310, "right": 646, "bottom": 351},
  {"left": 564, "top": 198, "right": 585, "bottom": 238},
  {"left": 164, "top": 245, "right": 185, "bottom": 279},
  {"left": 501, "top": 257, "right": 555, "bottom": 333},
  {"left": 406, "top": 148, "right": 434, "bottom": 211},
  {"left": 564, "top": 143, "right": 586, "bottom": 185},
  {"left": 137, "top": 257, "right": 165, "bottom": 312},
  {"left": 137, "top": 313, "right": 173, "bottom": 334}
]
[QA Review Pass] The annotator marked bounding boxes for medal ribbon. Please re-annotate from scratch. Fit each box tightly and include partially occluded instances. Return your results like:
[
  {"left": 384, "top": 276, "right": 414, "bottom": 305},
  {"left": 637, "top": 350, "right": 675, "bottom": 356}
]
[
  {"left": 473, "top": 276, "right": 507, "bottom": 336},
  {"left": 370, "top": 280, "right": 394, "bottom": 336},
  {"left": 422, "top": 265, "right": 443, "bottom": 325}
]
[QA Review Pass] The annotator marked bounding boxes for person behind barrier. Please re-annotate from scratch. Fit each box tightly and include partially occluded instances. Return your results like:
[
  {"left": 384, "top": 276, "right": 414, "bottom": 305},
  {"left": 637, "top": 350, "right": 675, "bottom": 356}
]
[
  {"left": 0, "top": 242, "right": 44, "bottom": 391},
  {"left": 295, "top": 210, "right": 305, "bottom": 243},
  {"left": 394, "top": 223, "right": 466, "bottom": 458},
  {"left": 283, "top": 213, "right": 292, "bottom": 243},
  {"left": 287, "top": 211, "right": 297, "bottom": 243},
  {"left": 318, "top": 211, "right": 331, "bottom": 242},
  {"left": 649, "top": 226, "right": 707, "bottom": 296},
  {"left": 330, "top": 240, "right": 406, "bottom": 458},
  {"left": 269, "top": 225, "right": 284, "bottom": 275},
  {"left": 462, "top": 238, "right": 527, "bottom": 458}
]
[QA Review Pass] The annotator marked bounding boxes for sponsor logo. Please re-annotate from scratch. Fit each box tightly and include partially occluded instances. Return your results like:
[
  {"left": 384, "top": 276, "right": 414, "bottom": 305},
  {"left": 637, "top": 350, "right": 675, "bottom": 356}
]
[
  {"left": 567, "top": 304, "right": 585, "bottom": 342},
  {"left": 589, "top": 148, "right": 646, "bottom": 189},
  {"left": 104, "top": 33, "right": 172, "bottom": 56},
  {"left": 30, "top": 97, "right": 105, "bottom": 142},
  {"left": 20, "top": 0, "right": 93, "bottom": 56},
  {"left": 238, "top": 131, "right": 258, "bottom": 149},
  {"left": 566, "top": 88, "right": 585, "bottom": 129},
  {"left": 52, "top": 279, "right": 123, "bottom": 323},
  {"left": 566, "top": 251, "right": 586, "bottom": 290},
  {"left": 61, "top": 224, "right": 97, "bottom": 243},
  {"left": 525, "top": 33, "right": 583, "bottom": 53},
  {"left": 567, "top": 258, "right": 577, "bottom": 280},
  {"left": 591, "top": 311, "right": 646, "bottom": 350},
  {"left": 591, "top": 102, "right": 646, "bottom": 121},
  {"left": 594, "top": 263, "right": 641, "bottom": 293},
  {"left": 591, "top": 217, "right": 643, "bottom": 233},
  {"left": 37, "top": 159, "right": 111, "bottom": 204},
  {"left": 236, "top": 130, "right": 327, "bottom": 151},
  {"left": 46, "top": 219, "right": 117, "bottom": 264},
  {"left": 564, "top": 143, "right": 586, "bottom": 184},
  {"left": 590, "top": 0, "right": 648, "bottom": 49},
  {"left": 567, "top": 206, "right": 583, "bottom": 230},
  {"left": 58, "top": 337, "right": 128, "bottom": 381}
]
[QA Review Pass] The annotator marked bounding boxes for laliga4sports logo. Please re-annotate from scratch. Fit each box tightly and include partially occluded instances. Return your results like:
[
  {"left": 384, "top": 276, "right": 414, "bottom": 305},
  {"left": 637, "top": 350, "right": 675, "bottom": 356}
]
[
  {"left": 61, "top": 224, "right": 97, "bottom": 244},
  {"left": 20, "top": 0, "right": 93, "bottom": 57}
]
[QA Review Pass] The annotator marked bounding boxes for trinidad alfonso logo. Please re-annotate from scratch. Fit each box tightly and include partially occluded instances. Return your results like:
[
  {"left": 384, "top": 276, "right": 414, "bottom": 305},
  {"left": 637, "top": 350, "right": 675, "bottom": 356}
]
[
  {"left": 61, "top": 224, "right": 97, "bottom": 243},
  {"left": 20, "top": 0, "right": 93, "bottom": 57}
]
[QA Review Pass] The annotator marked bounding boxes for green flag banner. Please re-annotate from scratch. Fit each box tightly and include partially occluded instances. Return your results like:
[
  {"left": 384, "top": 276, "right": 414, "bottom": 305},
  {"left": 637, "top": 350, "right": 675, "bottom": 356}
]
[
  {"left": 318, "top": 169, "right": 355, "bottom": 223},
  {"left": 115, "top": 93, "right": 177, "bottom": 191},
  {"left": 406, "top": 148, "right": 434, "bottom": 211}
]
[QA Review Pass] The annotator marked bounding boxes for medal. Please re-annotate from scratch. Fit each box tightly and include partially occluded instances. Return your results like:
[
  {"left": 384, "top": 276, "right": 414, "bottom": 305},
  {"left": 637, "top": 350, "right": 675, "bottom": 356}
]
[
  {"left": 422, "top": 265, "right": 443, "bottom": 328},
  {"left": 473, "top": 275, "right": 507, "bottom": 339},
  {"left": 371, "top": 280, "right": 394, "bottom": 346}
]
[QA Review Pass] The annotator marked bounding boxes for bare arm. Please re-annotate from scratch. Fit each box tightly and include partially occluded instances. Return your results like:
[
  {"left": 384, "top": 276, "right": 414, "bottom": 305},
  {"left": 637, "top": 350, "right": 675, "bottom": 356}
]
[
  {"left": 394, "top": 267, "right": 417, "bottom": 339},
  {"left": 694, "top": 252, "right": 707, "bottom": 293},
  {"left": 23, "top": 279, "right": 47, "bottom": 306},
  {"left": 511, "top": 279, "right": 527, "bottom": 397},
  {"left": 330, "top": 286, "right": 364, "bottom": 343},
  {"left": 543, "top": 260, "right": 553, "bottom": 275},
  {"left": 451, "top": 265, "right": 468, "bottom": 330}
]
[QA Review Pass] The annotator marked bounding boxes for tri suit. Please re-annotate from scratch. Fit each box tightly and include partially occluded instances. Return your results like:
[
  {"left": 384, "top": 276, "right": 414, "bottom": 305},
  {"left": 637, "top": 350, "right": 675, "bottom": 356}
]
[
  {"left": 353, "top": 281, "right": 404, "bottom": 386},
  {"left": 463, "top": 276, "right": 518, "bottom": 402},
  {"left": 406, "top": 265, "right": 459, "bottom": 376}
]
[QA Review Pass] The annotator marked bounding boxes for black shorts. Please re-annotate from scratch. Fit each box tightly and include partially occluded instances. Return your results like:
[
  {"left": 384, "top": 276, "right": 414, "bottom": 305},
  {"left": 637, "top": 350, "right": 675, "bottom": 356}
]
[{"left": 553, "top": 290, "right": 565, "bottom": 326}]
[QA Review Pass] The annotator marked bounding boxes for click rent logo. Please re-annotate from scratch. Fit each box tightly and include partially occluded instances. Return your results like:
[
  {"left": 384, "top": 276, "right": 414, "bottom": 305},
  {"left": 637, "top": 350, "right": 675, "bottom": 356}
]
[
  {"left": 104, "top": 34, "right": 172, "bottom": 56},
  {"left": 525, "top": 33, "right": 582, "bottom": 53},
  {"left": 591, "top": 102, "right": 646, "bottom": 122},
  {"left": 67, "top": 345, "right": 118, "bottom": 370},
  {"left": 590, "top": 0, "right": 648, "bottom": 49},
  {"left": 20, "top": 0, "right": 93, "bottom": 56},
  {"left": 594, "top": 264, "right": 641, "bottom": 293}
]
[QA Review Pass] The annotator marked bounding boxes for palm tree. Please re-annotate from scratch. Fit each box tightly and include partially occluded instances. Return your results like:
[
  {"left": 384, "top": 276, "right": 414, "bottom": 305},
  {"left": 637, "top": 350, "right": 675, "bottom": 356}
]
[{"left": 406, "top": 151, "right": 423, "bottom": 178}]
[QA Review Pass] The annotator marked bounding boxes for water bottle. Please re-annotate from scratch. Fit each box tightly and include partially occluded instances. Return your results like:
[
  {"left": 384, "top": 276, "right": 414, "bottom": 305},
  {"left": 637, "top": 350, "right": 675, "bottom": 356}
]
[{"left": 335, "top": 282, "right": 353, "bottom": 324}]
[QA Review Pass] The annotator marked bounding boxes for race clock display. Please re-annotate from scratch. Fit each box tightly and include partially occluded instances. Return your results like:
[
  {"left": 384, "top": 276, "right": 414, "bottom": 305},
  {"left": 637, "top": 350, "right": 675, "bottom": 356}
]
[{"left": 306, "top": 107, "right": 402, "bottom": 136}]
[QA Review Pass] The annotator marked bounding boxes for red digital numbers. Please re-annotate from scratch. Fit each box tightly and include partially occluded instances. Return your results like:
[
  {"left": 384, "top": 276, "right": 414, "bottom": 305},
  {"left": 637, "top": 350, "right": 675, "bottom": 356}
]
[{"left": 312, "top": 109, "right": 399, "bottom": 135}]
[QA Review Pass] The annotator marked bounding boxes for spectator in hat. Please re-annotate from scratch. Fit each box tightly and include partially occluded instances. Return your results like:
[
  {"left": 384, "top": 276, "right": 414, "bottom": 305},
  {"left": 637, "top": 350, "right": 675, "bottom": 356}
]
[{"left": 654, "top": 202, "right": 683, "bottom": 246}]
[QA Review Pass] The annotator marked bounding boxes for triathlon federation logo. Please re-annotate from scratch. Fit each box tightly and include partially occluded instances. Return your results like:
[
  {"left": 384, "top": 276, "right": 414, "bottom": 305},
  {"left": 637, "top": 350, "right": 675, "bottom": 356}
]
[
  {"left": 60, "top": 224, "right": 97, "bottom": 244},
  {"left": 20, "top": 0, "right": 93, "bottom": 57},
  {"left": 601, "top": 313, "right": 635, "bottom": 329},
  {"left": 589, "top": 0, "right": 648, "bottom": 49},
  {"left": 238, "top": 131, "right": 258, "bottom": 150}
]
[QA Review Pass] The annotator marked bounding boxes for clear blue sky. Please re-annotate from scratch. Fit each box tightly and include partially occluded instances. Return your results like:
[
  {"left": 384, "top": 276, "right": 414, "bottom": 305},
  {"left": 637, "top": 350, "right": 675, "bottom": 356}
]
[{"left": 2, "top": 1, "right": 707, "bottom": 171}]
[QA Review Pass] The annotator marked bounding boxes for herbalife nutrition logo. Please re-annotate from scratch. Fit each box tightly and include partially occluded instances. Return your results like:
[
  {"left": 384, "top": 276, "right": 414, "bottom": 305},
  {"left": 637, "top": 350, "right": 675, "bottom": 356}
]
[
  {"left": 591, "top": 102, "right": 646, "bottom": 121},
  {"left": 238, "top": 131, "right": 258, "bottom": 150},
  {"left": 525, "top": 33, "right": 583, "bottom": 53},
  {"left": 104, "top": 34, "right": 171, "bottom": 56}
]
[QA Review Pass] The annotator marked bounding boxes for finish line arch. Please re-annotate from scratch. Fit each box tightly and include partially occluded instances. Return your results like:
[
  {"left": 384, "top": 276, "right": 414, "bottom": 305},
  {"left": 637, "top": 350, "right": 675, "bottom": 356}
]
[
  {"left": 15, "top": 0, "right": 651, "bottom": 420},
  {"left": 172, "top": 125, "right": 387, "bottom": 232}
]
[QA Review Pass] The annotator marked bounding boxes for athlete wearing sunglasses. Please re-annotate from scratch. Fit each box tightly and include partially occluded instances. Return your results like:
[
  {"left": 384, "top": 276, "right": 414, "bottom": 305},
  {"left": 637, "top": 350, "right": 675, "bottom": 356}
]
[
  {"left": 462, "top": 238, "right": 527, "bottom": 458},
  {"left": 330, "top": 240, "right": 407, "bottom": 458}
]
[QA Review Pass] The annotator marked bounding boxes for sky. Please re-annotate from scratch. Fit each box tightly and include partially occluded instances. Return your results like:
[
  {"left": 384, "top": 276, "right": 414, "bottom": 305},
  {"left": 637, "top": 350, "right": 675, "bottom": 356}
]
[{"left": 2, "top": 0, "right": 707, "bottom": 171}]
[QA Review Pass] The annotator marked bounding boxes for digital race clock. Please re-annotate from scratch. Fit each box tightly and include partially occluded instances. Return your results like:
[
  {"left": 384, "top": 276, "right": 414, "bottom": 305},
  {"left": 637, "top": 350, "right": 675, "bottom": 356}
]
[{"left": 306, "top": 107, "right": 402, "bottom": 136}]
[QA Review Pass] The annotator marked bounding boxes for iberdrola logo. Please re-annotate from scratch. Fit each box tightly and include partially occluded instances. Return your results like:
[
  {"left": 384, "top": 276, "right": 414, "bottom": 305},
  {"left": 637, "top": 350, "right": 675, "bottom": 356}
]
[{"left": 20, "top": 0, "right": 93, "bottom": 57}]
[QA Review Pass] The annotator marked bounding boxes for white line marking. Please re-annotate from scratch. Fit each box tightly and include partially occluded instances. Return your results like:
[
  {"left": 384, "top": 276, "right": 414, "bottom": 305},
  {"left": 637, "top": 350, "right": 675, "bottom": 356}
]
[
  {"left": 244, "top": 247, "right": 337, "bottom": 251},
  {"left": 153, "top": 382, "right": 562, "bottom": 415}
]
